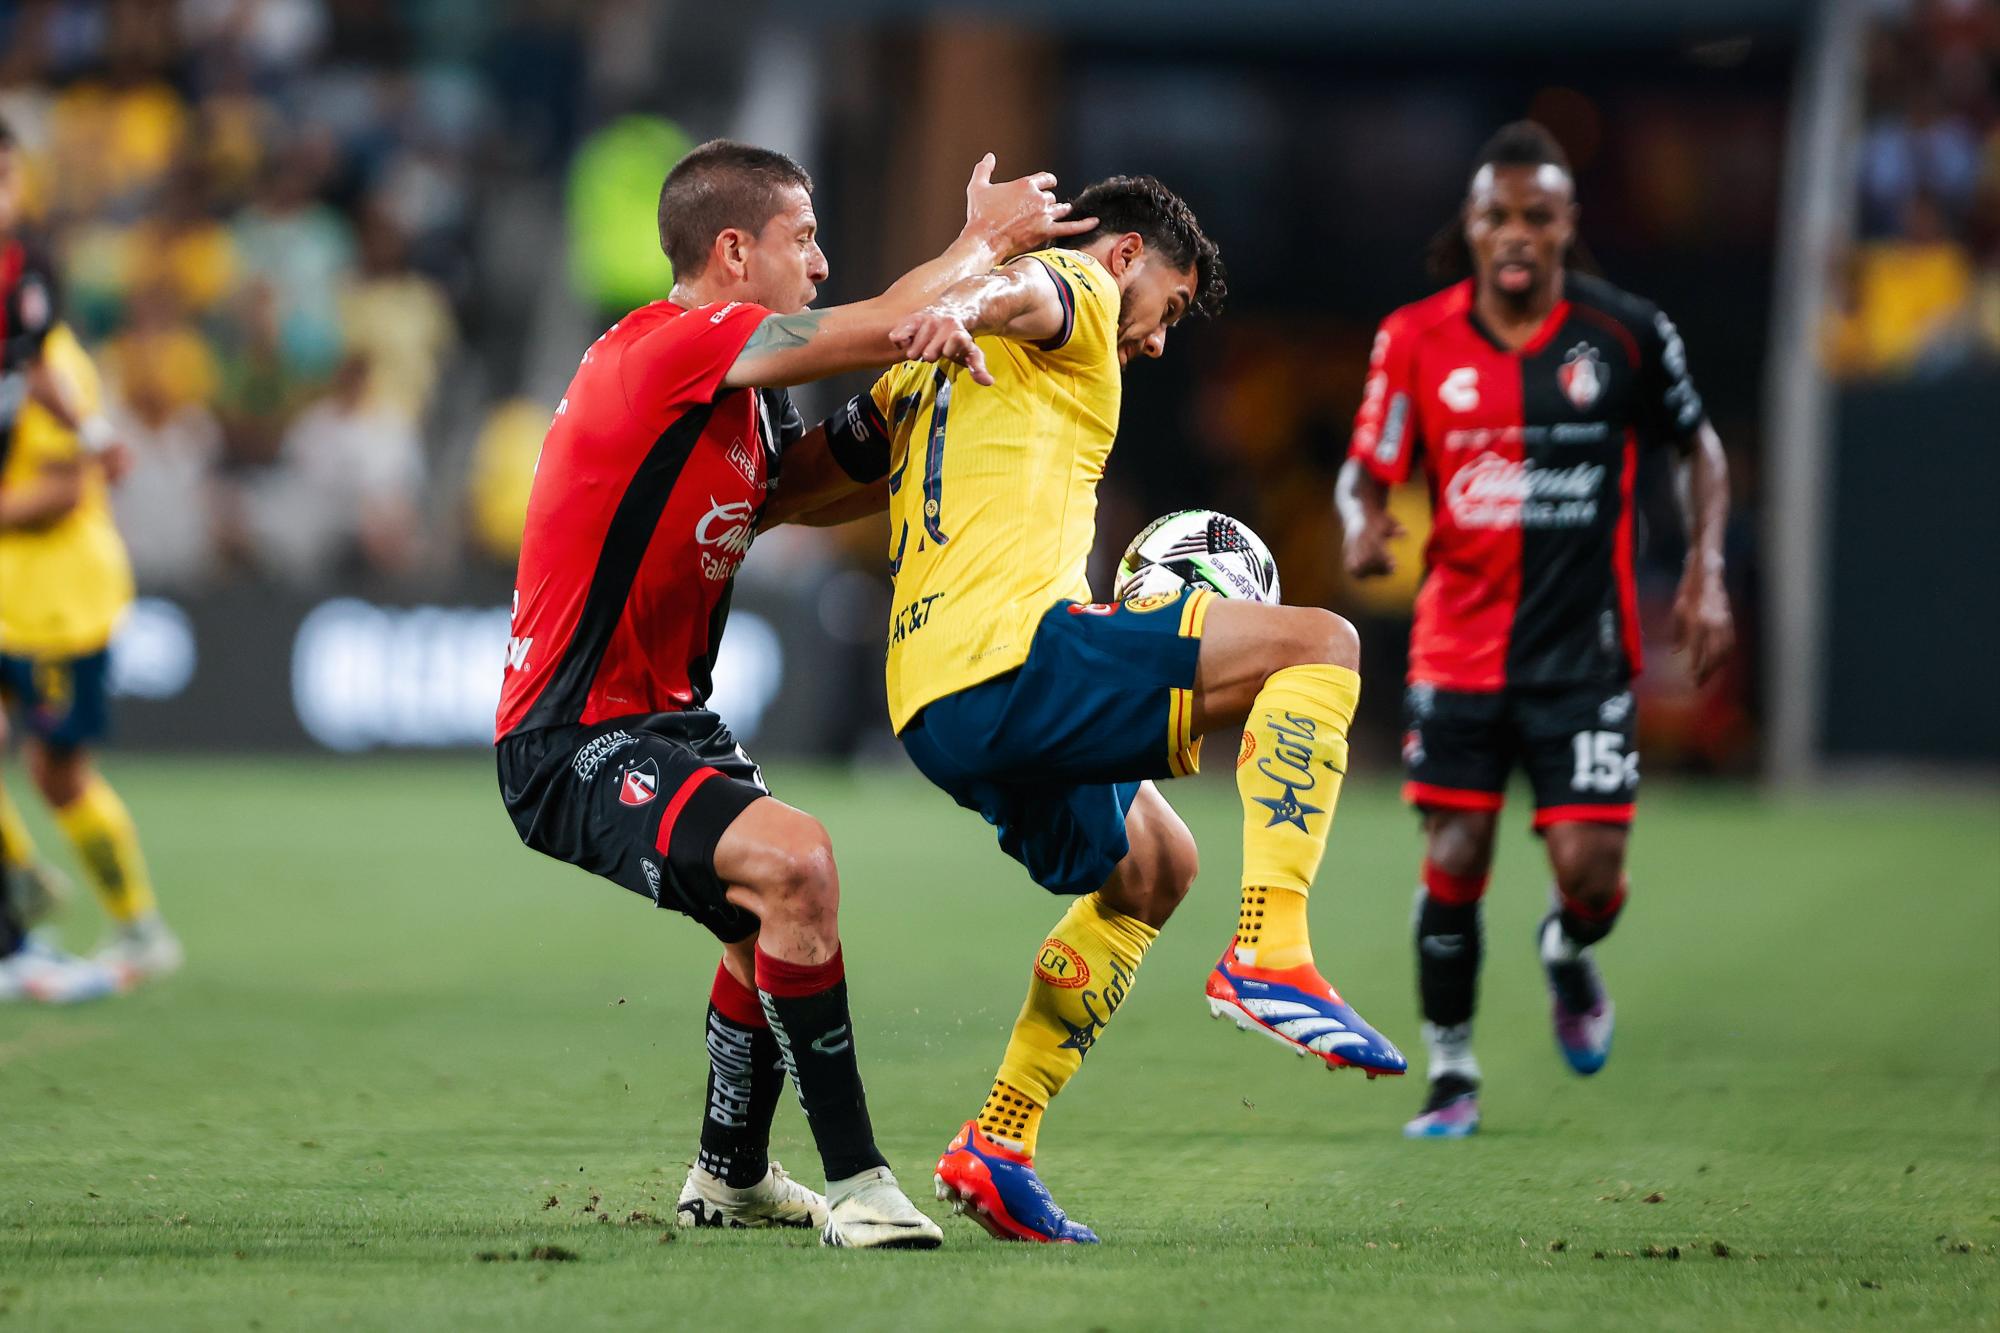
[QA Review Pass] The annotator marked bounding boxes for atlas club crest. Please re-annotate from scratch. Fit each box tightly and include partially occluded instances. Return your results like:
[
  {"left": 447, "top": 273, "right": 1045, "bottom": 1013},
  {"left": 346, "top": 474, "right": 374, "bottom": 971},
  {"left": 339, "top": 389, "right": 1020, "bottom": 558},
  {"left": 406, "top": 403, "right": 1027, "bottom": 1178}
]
[
  {"left": 1558, "top": 342, "right": 1604, "bottom": 411},
  {"left": 618, "top": 758, "right": 660, "bottom": 807}
]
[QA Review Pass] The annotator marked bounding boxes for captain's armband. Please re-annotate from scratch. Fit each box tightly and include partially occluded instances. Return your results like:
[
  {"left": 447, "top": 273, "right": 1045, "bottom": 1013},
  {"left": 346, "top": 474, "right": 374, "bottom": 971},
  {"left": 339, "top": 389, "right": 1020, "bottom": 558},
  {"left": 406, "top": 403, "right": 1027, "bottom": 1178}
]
[{"left": 822, "top": 393, "right": 892, "bottom": 483}]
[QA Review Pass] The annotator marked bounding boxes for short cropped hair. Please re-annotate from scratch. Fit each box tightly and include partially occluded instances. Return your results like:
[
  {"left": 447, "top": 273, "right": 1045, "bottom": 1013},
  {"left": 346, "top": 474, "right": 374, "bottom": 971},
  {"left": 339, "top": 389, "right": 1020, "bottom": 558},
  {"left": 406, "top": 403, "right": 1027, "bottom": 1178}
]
[
  {"left": 1471, "top": 119, "right": 1572, "bottom": 176},
  {"left": 657, "top": 139, "right": 813, "bottom": 279},
  {"left": 1427, "top": 119, "right": 1596, "bottom": 281},
  {"left": 1067, "top": 175, "right": 1226, "bottom": 318}
]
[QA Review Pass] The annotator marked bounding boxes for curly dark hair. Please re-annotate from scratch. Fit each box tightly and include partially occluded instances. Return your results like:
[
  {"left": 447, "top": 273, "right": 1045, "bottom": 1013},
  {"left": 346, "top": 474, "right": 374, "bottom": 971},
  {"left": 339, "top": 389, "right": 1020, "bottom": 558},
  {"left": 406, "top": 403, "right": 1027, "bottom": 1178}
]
[
  {"left": 657, "top": 139, "right": 814, "bottom": 279},
  {"left": 1426, "top": 120, "right": 1597, "bottom": 282},
  {"left": 1067, "top": 175, "right": 1226, "bottom": 318}
]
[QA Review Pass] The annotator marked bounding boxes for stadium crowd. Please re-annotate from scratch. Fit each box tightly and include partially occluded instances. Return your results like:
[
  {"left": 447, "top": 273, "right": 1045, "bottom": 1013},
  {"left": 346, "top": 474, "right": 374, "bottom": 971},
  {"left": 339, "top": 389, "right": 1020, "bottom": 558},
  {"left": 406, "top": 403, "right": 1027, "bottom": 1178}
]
[
  {"left": 0, "top": 0, "right": 627, "bottom": 588},
  {"left": 1827, "top": 0, "right": 2000, "bottom": 378}
]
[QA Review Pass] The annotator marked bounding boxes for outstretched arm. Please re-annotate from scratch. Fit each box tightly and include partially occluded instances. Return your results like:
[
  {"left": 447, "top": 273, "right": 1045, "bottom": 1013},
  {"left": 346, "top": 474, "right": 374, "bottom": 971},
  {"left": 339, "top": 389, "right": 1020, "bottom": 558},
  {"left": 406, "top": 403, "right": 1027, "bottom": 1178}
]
[
  {"left": 721, "top": 156, "right": 1094, "bottom": 390},
  {"left": 884, "top": 258, "right": 1069, "bottom": 386},
  {"left": 1335, "top": 457, "right": 1404, "bottom": 579},
  {"left": 1671, "top": 419, "right": 1734, "bottom": 684}
]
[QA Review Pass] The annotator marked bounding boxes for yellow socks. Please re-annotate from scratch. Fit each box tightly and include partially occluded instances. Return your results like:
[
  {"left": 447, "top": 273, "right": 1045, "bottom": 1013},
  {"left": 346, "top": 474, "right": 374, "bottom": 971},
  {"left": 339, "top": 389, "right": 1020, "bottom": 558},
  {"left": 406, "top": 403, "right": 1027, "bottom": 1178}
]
[
  {"left": 1232, "top": 664, "right": 1360, "bottom": 970},
  {"left": 54, "top": 778, "right": 158, "bottom": 924},
  {"left": 976, "top": 1079, "right": 1045, "bottom": 1156},
  {"left": 0, "top": 783, "right": 37, "bottom": 869},
  {"left": 985, "top": 892, "right": 1159, "bottom": 1157}
]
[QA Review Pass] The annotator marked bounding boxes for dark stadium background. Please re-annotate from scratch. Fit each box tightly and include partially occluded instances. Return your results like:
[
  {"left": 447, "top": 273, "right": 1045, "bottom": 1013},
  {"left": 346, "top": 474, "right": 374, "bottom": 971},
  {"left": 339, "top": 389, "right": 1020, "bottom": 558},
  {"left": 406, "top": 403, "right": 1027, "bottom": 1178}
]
[{"left": 0, "top": 0, "right": 1991, "bottom": 778}]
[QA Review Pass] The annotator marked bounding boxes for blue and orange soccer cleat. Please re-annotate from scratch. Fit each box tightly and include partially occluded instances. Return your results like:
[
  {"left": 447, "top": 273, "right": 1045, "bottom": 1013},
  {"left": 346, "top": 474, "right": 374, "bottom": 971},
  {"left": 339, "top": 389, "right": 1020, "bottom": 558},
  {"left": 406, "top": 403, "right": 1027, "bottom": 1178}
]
[
  {"left": 1206, "top": 944, "right": 1407, "bottom": 1076},
  {"left": 933, "top": 1121, "right": 1099, "bottom": 1244}
]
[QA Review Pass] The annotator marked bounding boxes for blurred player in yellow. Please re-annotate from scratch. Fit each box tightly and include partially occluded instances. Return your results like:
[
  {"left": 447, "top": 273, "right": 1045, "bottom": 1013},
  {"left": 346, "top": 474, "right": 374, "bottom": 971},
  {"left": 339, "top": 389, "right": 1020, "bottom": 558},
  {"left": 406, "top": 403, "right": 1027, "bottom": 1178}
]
[
  {"left": 0, "top": 321, "right": 181, "bottom": 985},
  {"left": 788, "top": 177, "right": 1403, "bottom": 1242}
]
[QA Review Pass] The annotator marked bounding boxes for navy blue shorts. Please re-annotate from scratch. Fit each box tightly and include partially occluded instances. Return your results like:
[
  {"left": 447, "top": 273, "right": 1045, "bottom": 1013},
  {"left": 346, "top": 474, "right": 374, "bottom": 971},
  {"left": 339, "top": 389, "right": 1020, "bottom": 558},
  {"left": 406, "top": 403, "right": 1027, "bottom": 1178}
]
[
  {"left": 900, "top": 588, "right": 1214, "bottom": 895},
  {"left": 0, "top": 649, "right": 111, "bottom": 751}
]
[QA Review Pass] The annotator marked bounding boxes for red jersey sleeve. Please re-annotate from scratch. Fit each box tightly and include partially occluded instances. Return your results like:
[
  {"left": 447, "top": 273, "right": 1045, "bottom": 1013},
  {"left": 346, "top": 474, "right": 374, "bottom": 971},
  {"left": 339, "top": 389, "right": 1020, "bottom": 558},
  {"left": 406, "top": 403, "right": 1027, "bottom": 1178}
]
[
  {"left": 1348, "top": 312, "right": 1422, "bottom": 485},
  {"left": 618, "top": 299, "right": 773, "bottom": 417}
]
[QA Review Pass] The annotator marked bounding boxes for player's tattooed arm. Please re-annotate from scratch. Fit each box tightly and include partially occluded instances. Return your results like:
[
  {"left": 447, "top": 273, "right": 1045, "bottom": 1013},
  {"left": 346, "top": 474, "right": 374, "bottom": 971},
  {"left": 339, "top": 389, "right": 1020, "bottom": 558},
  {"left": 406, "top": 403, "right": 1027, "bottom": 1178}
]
[
  {"left": 721, "top": 156, "right": 1095, "bottom": 391},
  {"left": 887, "top": 259, "right": 1066, "bottom": 387},
  {"left": 1670, "top": 418, "right": 1734, "bottom": 685}
]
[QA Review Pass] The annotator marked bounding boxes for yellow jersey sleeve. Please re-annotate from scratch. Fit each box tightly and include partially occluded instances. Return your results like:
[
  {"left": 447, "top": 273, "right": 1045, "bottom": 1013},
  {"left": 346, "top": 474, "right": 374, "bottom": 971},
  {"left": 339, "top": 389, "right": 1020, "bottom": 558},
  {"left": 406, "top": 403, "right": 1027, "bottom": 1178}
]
[
  {"left": 0, "top": 324, "right": 134, "bottom": 656},
  {"left": 5, "top": 324, "right": 98, "bottom": 478},
  {"left": 1018, "top": 249, "right": 1118, "bottom": 373}
]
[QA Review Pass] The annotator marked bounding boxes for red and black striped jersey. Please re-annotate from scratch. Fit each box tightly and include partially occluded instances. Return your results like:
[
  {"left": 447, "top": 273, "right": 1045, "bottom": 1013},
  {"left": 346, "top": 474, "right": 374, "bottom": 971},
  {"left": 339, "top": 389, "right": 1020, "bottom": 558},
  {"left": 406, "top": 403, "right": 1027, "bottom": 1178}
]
[
  {"left": 0, "top": 237, "right": 57, "bottom": 375},
  {"left": 0, "top": 237, "right": 58, "bottom": 454},
  {"left": 1349, "top": 274, "right": 1703, "bottom": 691},
  {"left": 495, "top": 299, "right": 801, "bottom": 741}
]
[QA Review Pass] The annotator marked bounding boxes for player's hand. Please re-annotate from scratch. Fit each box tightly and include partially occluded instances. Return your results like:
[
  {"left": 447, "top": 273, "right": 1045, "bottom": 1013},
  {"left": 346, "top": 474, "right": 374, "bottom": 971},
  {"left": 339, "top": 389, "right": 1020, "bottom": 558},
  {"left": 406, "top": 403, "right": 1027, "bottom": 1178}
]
[
  {"left": 96, "top": 440, "right": 134, "bottom": 485},
  {"left": 1672, "top": 562, "right": 1735, "bottom": 685},
  {"left": 962, "top": 153, "right": 1098, "bottom": 259},
  {"left": 891, "top": 306, "right": 993, "bottom": 385},
  {"left": 1343, "top": 509, "right": 1405, "bottom": 579}
]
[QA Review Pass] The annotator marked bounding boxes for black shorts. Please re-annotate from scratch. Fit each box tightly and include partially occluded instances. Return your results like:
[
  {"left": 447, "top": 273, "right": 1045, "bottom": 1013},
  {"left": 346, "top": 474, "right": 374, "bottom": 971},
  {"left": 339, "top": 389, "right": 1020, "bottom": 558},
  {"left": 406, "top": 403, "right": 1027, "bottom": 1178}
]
[
  {"left": 1401, "top": 681, "right": 1638, "bottom": 831},
  {"left": 497, "top": 711, "right": 769, "bottom": 941}
]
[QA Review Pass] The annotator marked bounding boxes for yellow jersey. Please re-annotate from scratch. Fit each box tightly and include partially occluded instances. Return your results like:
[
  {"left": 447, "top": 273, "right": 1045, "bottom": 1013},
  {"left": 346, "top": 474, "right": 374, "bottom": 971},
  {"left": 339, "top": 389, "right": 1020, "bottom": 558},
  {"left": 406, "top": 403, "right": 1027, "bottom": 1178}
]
[
  {"left": 877, "top": 248, "right": 1121, "bottom": 731},
  {"left": 0, "top": 325, "right": 134, "bottom": 657}
]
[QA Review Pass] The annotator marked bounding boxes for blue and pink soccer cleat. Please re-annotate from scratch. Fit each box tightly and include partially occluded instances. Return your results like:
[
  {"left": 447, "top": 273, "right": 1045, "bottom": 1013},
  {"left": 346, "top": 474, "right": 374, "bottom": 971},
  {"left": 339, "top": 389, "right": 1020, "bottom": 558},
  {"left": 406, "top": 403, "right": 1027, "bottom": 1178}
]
[
  {"left": 1403, "top": 1074, "right": 1481, "bottom": 1138},
  {"left": 1205, "top": 944, "right": 1407, "bottom": 1077},
  {"left": 1540, "top": 914, "right": 1614, "bottom": 1075},
  {"left": 933, "top": 1120, "right": 1099, "bottom": 1244}
]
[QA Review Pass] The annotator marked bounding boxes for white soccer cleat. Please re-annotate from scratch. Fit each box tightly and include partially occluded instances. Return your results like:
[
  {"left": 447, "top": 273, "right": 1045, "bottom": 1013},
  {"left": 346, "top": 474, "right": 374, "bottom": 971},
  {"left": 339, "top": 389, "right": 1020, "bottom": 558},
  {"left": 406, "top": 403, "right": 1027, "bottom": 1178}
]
[
  {"left": 93, "top": 917, "right": 184, "bottom": 984},
  {"left": 675, "top": 1160, "right": 827, "bottom": 1230},
  {"left": 0, "top": 936, "right": 125, "bottom": 1004},
  {"left": 819, "top": 1166, "right": 943, "bottom": 1249}
]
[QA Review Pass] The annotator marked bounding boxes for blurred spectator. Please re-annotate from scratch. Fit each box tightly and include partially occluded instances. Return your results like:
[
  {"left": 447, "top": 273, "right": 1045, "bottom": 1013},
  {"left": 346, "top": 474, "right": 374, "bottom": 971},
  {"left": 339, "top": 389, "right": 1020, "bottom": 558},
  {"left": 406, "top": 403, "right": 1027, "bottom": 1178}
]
[
  {"left": 339, "top": 202, "right": 455, "bottom": 421},
  {"left": 104, "top": 283, "right": 223, "bottom": 417},
  {"left": 232, "top": 353, "right": 425, "bottom": 582},
  {"left": 232, "top": 138, "right": 353, "bottom": 381},
  {"left": 465, "top": 398, "right": 551, "bottom": 564},
  {"left": 108, "top": 359, "right": 226, "bottom": 590},
  {"left": 1825, "top": 192, "right": 1975, "bottom": 376},
  {"left": 1832, "top": 0, "right": 1999, "bottom": 380}
]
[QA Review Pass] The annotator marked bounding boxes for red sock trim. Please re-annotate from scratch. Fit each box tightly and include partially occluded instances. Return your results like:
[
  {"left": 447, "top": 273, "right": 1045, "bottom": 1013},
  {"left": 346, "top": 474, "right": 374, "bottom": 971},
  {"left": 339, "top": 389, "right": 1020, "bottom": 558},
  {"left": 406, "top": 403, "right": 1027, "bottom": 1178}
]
[
  {"left": 1561, "top": 879, "right": 1629, "bottom": 923},
  {"left": 754, "top": 945, "right": 845, "bottom": 999},
  {"left": 710, "top": 959, "right": 767, "bottom": 1028},
  {"left": 1422, "top": 859, "right": 1489, "bottom": 906}
]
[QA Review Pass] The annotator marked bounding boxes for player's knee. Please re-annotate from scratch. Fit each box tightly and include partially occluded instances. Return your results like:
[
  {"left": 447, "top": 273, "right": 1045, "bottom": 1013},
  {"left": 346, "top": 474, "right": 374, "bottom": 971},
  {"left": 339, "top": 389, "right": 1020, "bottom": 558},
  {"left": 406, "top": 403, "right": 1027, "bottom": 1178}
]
[
  {"left": 1270, "top": 607, "right": 1359, "bottom": 674},
  {"left": 1426, "top": 813, "right": 1497, "bottom": 879},
  {"left": 750, "top": 819, "right": 841, "bottom": 927},
  {"left": 26, "top": 744, "right": 88, "bottom": 808},
  {"left": 1102, "top": 811, "right": 1197, "bottom": 929},
  {"left": 1550, "top": 841, "right": 1624, "bottom": 906}
]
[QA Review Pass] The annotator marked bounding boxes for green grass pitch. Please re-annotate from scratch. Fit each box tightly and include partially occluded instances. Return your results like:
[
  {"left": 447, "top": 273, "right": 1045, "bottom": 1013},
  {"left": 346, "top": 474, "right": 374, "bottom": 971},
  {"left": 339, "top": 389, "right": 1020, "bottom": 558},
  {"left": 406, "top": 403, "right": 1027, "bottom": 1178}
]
[{"left": 1, "top": 756, "right": 1995, "bottom": 1330}]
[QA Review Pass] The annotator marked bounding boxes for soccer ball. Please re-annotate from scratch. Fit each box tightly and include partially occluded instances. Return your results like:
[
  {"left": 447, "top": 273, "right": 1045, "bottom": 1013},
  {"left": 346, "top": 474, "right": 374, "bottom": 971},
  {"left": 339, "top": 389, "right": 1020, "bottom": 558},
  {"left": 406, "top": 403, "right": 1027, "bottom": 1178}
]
[{"left": 1115, "top": 509, "right": 1281, "bottom": 604}]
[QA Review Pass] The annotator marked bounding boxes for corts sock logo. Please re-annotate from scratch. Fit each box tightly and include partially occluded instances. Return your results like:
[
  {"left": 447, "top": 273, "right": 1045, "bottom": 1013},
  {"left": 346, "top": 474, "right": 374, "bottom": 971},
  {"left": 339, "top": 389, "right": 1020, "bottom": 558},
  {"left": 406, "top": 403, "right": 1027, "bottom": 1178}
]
[{"left": 1253, "top": 711, "right": 1329, "bottom": 833}]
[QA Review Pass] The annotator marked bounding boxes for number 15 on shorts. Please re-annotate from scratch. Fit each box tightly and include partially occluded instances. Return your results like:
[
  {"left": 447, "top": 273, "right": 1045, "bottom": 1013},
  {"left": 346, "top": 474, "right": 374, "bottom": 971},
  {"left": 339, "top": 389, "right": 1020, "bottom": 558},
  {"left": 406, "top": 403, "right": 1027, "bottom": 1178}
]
[{"left": 1570, "top": 730, "right": 1638, "bottom": 794}]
